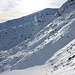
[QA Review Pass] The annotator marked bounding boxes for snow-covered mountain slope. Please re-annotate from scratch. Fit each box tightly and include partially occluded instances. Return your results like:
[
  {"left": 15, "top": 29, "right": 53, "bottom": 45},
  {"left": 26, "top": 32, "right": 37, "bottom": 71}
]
[
  {"left": 55, "top": 0, "right": 75, "bottom": 17},
  {"left": 0, "top": 0, "right": 75, "bottom": 75},
  {"left": 44, "top": 38, "right": 75, "bottom": 75},
  {"left": 0, "top": 8, "right": 57, "bottom": 50},
  {"left": 1, "top": 39, "right": 75, "bottom": 75}
]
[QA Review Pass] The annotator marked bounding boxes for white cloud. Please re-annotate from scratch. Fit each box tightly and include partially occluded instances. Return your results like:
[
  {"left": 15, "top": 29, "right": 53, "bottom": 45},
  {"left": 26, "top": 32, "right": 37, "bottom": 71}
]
[
  {"left": 47, "top": 0, "right": 67, "bottom": 8},
  {"left": 0, "top": 0, "right": 67, "bottom": 23},
  {"left": 0, "top": 0, "right": 19, "bottom": 12}
]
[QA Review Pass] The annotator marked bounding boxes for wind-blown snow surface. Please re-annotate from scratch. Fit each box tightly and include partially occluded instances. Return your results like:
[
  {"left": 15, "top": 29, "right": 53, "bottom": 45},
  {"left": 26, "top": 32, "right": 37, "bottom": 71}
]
[{"left": 0, "top": 0, "right": 75, "bottom": 75}]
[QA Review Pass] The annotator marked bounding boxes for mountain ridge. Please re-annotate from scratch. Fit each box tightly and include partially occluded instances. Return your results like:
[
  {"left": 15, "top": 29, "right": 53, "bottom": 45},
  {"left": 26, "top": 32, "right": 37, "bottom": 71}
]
[{"left": 0, "top": 8, "right": 57, "bottom": 50}]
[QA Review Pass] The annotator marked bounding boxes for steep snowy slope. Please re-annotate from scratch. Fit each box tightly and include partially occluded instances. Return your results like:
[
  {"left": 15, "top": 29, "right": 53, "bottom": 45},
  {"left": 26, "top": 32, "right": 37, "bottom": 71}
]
[
  {"left": 1, "top": 39, "right": 75, "bottom": 75},
  {"left": 0, "top": 0, "right": 75, "bottom": 75},
  {"left": 45, "top": 38, "right": 75, "bottom": 75},
  {"left": 0, "top": 8, "right": 57, "bottom": 50}
]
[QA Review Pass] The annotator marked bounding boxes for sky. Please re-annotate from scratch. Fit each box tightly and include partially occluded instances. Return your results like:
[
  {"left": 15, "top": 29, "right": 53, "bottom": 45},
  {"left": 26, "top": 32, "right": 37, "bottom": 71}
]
[{"left": 0, "top": 0, "right": 67, "bottom": 23}]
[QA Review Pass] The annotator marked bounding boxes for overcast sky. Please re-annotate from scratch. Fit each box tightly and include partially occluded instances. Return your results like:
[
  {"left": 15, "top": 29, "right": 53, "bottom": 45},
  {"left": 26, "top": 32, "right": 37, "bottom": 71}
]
[{"left": 0, "top": 0, "right": 67, "bottom": 22}]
